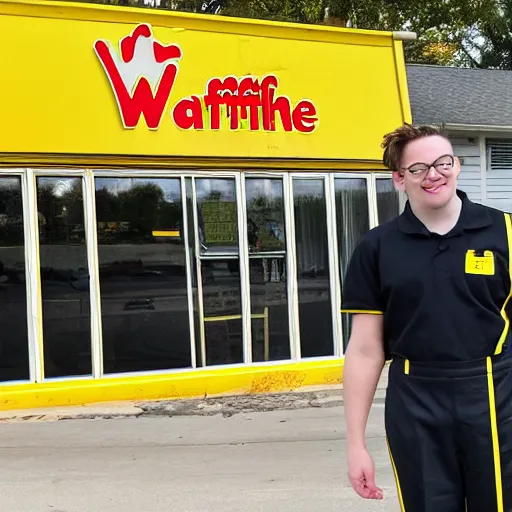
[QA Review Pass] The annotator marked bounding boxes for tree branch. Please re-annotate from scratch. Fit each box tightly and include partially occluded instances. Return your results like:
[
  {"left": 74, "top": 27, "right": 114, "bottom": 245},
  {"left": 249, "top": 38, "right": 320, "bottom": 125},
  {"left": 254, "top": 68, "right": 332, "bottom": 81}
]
[{"left": 459, "top": 40, "right": 483, "bottom": 68}]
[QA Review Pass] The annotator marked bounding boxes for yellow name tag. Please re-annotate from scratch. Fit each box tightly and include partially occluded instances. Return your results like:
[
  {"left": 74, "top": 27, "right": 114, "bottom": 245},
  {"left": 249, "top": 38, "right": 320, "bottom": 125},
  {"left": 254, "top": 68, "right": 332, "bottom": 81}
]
[{"left": 465, "top": 250, "right": 495, "bottom": 275}]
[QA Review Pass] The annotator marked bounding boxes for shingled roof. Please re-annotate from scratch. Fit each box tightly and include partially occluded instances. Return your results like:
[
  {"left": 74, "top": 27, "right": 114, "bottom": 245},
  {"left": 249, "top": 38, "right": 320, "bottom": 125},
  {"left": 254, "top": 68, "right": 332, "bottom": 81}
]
[{"left": 406, "top": 64, "right": 512, "bottom": 128}]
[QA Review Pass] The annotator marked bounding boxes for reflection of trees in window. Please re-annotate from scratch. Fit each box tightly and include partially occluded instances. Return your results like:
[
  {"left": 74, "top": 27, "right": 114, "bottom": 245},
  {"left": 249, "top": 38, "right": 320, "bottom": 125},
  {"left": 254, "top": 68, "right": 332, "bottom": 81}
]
[
  {"left": 37, "top": 179, "right": 85, "bottom": 245},
  {"left": 247, "top": 195, "right": 285, "bottom": 252},
  {"left": 96, "top": 183, "right": 182, "bottom": 244},
  {"left": 0, "top": 183, "right": 23, "bottom": 246}
]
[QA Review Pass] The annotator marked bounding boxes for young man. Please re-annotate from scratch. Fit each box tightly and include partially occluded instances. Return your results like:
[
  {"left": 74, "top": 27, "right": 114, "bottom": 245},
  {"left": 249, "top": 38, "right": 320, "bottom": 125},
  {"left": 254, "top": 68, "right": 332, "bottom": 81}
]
[{"left": 341, "top": 123, "right": 512, "bottom": 512}]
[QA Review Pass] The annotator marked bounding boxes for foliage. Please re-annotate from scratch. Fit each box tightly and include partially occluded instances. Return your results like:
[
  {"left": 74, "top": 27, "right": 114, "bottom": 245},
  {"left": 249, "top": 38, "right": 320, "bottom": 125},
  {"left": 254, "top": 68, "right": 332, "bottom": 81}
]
[
  {"left": 219, "top": 0, "right": 502, "bottom": 67},
  {"left": 59, "top": 0, "right": 512, "bottom": 67},
  {"left": 35, "top": 181, "right": 182, "bottom": 245},
  {"left": 478, "top": 0, "right": 512, "bottom": 69}
]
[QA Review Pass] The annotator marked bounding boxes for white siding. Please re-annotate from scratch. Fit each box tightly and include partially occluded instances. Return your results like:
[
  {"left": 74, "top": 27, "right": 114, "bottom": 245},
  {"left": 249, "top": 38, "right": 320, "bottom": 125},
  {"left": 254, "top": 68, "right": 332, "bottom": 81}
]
[
  {"left": 449, "top": 136, "right": 482, "bottom": 202},
  {"left": 486, "top": 138, "right": 512, "bottom": 212}
]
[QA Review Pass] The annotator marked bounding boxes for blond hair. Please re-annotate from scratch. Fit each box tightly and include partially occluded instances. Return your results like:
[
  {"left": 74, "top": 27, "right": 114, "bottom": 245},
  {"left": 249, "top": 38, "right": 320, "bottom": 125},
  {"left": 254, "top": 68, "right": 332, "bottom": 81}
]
[{"left": 381, "top": 123, "right": 447, "bottom": 172}]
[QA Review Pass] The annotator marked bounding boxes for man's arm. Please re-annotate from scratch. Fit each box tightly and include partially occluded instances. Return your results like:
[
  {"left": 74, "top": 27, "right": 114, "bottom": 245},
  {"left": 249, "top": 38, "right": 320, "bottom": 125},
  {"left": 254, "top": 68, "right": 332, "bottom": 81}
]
[
  {"left": 343, "top": 312, "right": 385, "bottom": 500},
  {"left": 340, "top": 234, "right": 385, "bottom": 499},
  {"left": 343, "top": 313, "right": 385, "bottom": 450}
]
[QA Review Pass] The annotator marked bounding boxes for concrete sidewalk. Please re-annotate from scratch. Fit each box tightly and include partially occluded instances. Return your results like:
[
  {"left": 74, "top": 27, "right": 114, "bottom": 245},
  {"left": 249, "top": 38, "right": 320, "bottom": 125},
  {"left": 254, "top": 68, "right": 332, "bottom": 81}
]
[
  {"left": 0, "top": 398, "right": 397, "bottom": 511},
  {"left": 0, "top": 365, "right": 389, "bottom": 423}
]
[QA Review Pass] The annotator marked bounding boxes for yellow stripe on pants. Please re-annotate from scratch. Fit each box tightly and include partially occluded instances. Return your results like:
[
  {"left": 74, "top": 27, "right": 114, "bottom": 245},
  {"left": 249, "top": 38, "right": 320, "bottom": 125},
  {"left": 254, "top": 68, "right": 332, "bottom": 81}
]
[
  {"left": 386, "top": 437, "right": 406, "bottom": 512},
  {"left": 486, "top": 356, "right": 504, "bottom": 512}
]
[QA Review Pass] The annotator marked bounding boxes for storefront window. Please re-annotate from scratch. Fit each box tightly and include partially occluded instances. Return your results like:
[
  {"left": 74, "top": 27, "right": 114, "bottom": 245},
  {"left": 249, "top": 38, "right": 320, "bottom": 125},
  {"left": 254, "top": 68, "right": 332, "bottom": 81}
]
[
  {"left": 293, "top": 178, "right": 333, "bottom": 358},
  {"left": 37, "top": 177, "right": 91, "bottom": 378},
  {"left": 335, "top": 178, "right": 371, "bottom": 350},
  {"left": 185, "top": 178, "right": 202, "bottom": 367},
  {"left": 24, "top": 171, "right": 399, "bottom": 378},
  {"left": 95, "top": 177, "right": 191, "bottom": 374},
  {"left": 376, "top": 177, "right": 401, "bottom": 224},
  {"left": 195, "top": 178, "right": 243, "bottom": 366},
  {"left": 246, "top": 178, "right": 290, "bottom": 362},
  {"left": 0, "top": 177, "right": 29, "bottom": 382}
]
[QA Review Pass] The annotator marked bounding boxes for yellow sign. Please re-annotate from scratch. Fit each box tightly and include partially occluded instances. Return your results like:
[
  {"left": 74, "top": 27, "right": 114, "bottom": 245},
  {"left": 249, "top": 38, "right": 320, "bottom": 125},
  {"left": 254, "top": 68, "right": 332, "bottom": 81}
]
[
  {"left": 0, "top": 0, "right": 411, "bottom": 161},
  {"left": 465, "top": 250, "right": 495, "bottom": 276},
  {"left": 201, "top": 202, "right": 237, "bottom": 244}
]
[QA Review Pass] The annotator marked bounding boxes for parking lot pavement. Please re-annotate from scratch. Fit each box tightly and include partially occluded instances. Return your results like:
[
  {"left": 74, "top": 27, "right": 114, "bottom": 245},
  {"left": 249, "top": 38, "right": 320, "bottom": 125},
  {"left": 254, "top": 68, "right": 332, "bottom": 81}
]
[{"left": 0, "top": 400, "right": 398, "bottom": 512}]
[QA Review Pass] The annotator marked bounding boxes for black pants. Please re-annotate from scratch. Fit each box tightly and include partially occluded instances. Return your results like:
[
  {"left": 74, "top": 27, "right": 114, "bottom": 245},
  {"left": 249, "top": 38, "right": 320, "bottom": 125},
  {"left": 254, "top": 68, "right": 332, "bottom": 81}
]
[{"left": 385, "top": 353, "right": 512, "bottom": 512}]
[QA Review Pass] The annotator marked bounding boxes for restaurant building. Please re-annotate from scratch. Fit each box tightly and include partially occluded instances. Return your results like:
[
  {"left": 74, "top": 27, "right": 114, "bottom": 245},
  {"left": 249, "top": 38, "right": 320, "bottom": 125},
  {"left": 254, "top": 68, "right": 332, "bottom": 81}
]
[{"left": 0, "top": 0, "right": 412, "bottom": 410}]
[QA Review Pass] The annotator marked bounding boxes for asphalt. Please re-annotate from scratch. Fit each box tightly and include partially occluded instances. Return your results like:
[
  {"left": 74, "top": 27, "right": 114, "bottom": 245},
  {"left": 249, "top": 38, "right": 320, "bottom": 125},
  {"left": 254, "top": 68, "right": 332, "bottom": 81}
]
[{"left": 0, "top": 400, "right": 397, "bottom": 512}]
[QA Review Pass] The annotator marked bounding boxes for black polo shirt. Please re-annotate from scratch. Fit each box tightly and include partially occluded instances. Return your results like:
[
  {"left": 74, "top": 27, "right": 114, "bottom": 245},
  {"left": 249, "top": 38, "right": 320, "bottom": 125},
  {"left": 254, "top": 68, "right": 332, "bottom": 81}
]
[{"left": 341, "top": 190, "right": 512, "bottom": 362}]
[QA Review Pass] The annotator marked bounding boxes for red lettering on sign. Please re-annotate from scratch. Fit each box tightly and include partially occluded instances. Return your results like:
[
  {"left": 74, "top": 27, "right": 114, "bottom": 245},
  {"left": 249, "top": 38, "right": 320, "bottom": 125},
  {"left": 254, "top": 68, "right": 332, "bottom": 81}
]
[
  {"left": 238, "top": 77, "right": 262, "bottom": 131},
  {"left": 198, "top": 74, "right": 318, "bottom": 132},
  {"left": 292, "top": 100, "right": 318, "bottom": 133},
  {"left": 261, "top": 75, "right": 293, "bottom": 132},
  {"left": 204, "top": 77, "right": 239, "bottom": 130},
  {"left": 173, "top": 95, "right": 204, "bottom": 130},
  {"left": 95, "top": 24, "right": 319, "bottom": 133},
  {"left": 94, "top": 24, "right": 183, "bottom": 130}
]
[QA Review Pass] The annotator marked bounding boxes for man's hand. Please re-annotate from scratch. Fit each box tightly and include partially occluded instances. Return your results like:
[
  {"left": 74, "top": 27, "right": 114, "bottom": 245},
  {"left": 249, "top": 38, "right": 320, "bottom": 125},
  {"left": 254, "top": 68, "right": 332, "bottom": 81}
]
[{"left": 348, "top": 446, "right": 384, "bottom": 500}]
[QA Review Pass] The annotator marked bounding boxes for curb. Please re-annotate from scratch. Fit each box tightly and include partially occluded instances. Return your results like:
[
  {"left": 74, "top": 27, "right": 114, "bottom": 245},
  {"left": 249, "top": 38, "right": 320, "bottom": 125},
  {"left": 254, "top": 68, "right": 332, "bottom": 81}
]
[{"left": 0, "top": 367, "right": 389, "bottom": 423}]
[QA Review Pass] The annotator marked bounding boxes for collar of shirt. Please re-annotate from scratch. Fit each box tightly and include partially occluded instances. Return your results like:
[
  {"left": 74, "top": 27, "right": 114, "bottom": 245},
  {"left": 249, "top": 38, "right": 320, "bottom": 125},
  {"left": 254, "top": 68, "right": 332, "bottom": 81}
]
[{"left": 397, "top": 189, "right": 492, "bottom": 237}]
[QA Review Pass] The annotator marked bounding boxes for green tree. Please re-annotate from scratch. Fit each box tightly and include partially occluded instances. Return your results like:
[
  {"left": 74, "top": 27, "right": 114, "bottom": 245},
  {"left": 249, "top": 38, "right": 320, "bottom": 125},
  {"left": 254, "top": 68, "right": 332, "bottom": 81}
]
[
  {"left": 221, "top": 0, "right": 500, "bottom": 67},
  {"left": 118, "top": 183, "right": 165, "bottom": 239},
  {"left": 478, "top": 0, "right": 512, "bottom": 68},
  {"left": 60, "top": 0, "right": 510, "bottom": 67}
]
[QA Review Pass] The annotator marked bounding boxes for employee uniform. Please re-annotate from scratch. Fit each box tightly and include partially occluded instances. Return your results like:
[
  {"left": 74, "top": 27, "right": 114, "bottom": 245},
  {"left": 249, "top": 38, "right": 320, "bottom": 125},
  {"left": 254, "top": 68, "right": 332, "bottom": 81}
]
[{"left": 342, "top": 189, "right": 512, "bottom": 512}]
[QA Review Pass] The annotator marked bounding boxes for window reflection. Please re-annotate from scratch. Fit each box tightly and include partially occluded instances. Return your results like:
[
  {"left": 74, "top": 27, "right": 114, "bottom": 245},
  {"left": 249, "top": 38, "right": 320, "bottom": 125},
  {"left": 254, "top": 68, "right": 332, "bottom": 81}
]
[
  {"left": 95, "top": 178, "right": 191, "bottom": 374},
  {"left": 196, "top": 178, "right": 238, "bottom": 255},
  {"left": 246, "top": 178, "right": 290, "bottom": 362},
  {"left": 376, "top": 178, "right": 400, "bottom": 224},
  {"left": 246, "top": 178, "right": 285, "bottom": 253},
  {"left": 293, "top": 179, "right": 333, "bottom": 358},
  {"left": 195, "top": 178, "right": 243, "bottom": 366},
  {"left": 0, "top": 177, "right": 29, "bottom": 382},
  {"left": 335, "top": 178, "right": 370, "bottom": 350},
  {"left": 37, "top": 177, "right": 91, "bottom": 378},
  {"left": 202, "top": 259, "right": 243, "bottom": 365}
]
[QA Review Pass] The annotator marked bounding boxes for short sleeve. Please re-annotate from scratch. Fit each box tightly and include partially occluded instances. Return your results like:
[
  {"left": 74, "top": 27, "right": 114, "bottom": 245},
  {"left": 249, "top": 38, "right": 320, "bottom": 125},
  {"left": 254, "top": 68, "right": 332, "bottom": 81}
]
[{"left": 341, "top": 236, "right": 384, "bottom": 315}]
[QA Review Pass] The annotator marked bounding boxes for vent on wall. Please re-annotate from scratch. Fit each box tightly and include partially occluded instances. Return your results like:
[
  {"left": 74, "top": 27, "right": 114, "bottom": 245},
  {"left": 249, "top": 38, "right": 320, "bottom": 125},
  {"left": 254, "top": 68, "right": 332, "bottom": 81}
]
[{"left": 487, "top": 139, "right": 512, "bottom": 171}]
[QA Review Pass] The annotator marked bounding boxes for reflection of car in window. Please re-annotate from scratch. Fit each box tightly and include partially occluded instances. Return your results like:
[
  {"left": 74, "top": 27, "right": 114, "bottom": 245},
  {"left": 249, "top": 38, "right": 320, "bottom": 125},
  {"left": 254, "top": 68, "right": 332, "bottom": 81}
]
[{"left": 40, "top": 266, "right": 90, "bottom": 292}]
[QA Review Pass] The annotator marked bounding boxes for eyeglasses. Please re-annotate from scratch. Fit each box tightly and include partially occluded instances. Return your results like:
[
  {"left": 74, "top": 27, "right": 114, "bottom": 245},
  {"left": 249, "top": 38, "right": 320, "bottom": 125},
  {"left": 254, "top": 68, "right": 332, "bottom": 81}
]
[{"left": 402, "top": 154, "right": 455, "bottom": 177}]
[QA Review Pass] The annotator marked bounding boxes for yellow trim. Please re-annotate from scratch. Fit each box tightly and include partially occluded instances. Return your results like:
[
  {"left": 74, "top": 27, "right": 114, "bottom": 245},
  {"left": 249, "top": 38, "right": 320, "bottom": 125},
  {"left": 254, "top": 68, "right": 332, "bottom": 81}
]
[
  {"left": 495, "top": 213, "right": 512, "bottom": 355},
  {"left": 392, "top": 40, "right": 413, "bottom": 125},
  {"left": 340, "top": 309, "right": 384, "bottom": 315},
  {"left": 0, "top": 0, "right": 395, "bottom": 47},
  {"left": 386, "top": 437, "right": 406, "bottom": 512},
  {"left": 404, "top": 359, "right": 410, "bottom": 375},
  {"left": 486, "top": 356, "right": 504, "bottom": 512},
  {"left": 0, "top": 359, "right": 343, "bottom": 412},
  {"left": 152, "top": 230, "right": 180, "bottom": 238},
  {"left": 203, "top": 312, "right": 267, "bottom": 323},
  {"left": 204, "top": 314, "right": 242, "bottom": 323},
  {"left": 0, "top": 154, "right": 389, "bottom": 172}
]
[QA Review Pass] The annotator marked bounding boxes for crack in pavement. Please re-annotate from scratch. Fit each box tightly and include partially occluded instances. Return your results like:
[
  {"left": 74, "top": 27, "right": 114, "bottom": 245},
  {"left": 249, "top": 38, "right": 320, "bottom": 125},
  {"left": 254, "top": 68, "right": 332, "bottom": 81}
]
[{"left": 0, "top": 391, "right": 386, "bottom": 423}]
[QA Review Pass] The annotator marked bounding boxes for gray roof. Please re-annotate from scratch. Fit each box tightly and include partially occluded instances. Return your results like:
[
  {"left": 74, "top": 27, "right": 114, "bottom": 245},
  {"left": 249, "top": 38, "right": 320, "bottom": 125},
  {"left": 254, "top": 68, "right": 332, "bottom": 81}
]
[{"left": 406, "top": 64, "right": 512, "bottom": 128}]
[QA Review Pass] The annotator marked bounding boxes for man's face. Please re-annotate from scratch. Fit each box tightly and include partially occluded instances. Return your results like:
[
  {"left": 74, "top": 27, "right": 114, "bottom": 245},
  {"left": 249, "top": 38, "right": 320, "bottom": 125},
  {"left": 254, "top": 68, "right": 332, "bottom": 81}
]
[{"left": 392, "top": 135, "right": 460, "bottom": 209}]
